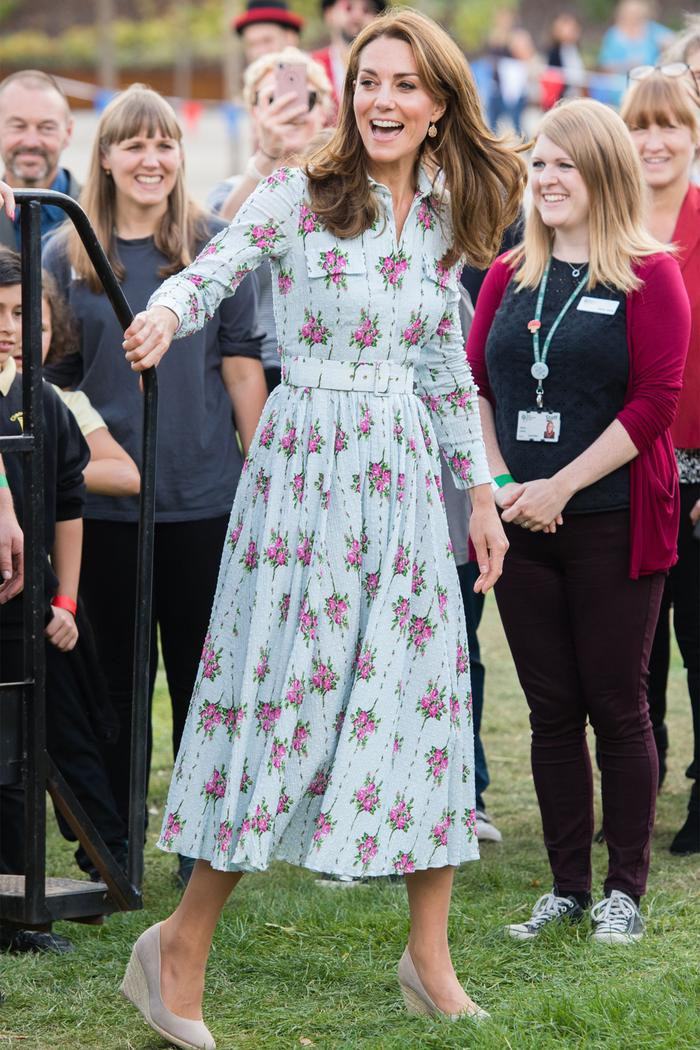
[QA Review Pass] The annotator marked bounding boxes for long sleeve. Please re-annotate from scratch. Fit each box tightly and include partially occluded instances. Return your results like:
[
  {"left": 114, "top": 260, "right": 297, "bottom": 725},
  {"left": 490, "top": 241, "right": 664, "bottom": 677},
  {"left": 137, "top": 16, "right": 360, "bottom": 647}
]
[
  {"left": 414, "top": 281, "right": 492, "bottom": 490},
  {"left": 465, "top": 255, "right": 512, "bottom": 406},
  {"left": 149, "top": 167, "right": 303, "bottom": 337}
]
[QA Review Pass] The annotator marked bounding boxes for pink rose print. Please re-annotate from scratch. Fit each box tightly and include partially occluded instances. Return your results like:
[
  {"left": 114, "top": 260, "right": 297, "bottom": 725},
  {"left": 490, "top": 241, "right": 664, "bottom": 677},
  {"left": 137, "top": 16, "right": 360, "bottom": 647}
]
[
  {"left": 411, "top": 559, "right": 426, "bottom": 596},
  {"left": 393, "top": 734, "right": 403, "bottom": 754},
  {"left": 437, "top": 585, "right": 448, "bottom": 621},
  {"left": 417, "top": 198, "right": 434, "bottom": 232},
  {"left": 363, "top": 572, "right": 380, "bottom": 602},
  {"left": 314, "top": 472, "right": 331, "bottom": 510},
  {"left": 236, "top": 818, "right": 251, "bottom": 845},
  {"left": 417, "top": 681, "right": 447, "bottom": 722},
  {"left": 434, "top": 260, "right": 452, "bottom": 291},
  {"left": 425, "top": 745, "right": 449, "bottom": 785},
  {"left": 436, "top": 314, "right": 453, "bottom": 340},
  {"left": 409, "top": 614, "right": 435, "bottom": 653},
  {"left": 392, "top": 850, "right": 416, "bottom": 875},
  {"left": 292, "top": 720, "right": 310, "bottom": 756},
  {"left": 187, "top": 273, "right": 205, "bottom": 288},
  {"left": 463, "top": 807, "right": 477, "bottom": 842},
  {"left": 246, "top": 220, "right": 281, "bottom": 253},
  {"left": 223, "top": 702, "right": 245, "bottom": 741},
  {"left": 228, "top": 516, "right": 244, "bottom": 550},
  {"left": 195, "top": 241, "right": 221, "bottom": 262},
  {"left": 285, "top": 675, "right": 305, "bottom": 707},
  {"left": 397, "top": 472, "right": 406, "bottom": 503},
  {"left": 430, "top": 808, "right": 455, "bottom": 849},
  {"left": 334, "top": 425, "right": 348, "bottom": 454},
  {"left": 350, "top": 309, "right": 380, "bottom": 351},
  {"left": 306, "top": 768, "right": 331, "bottom": 796},
  {"left": 255, "top": 699, "right": 282, "bottom": 735},
  {"left": 376, "top": 248, "right": 410, "bottom": 291},
  {"left": 197, "top": 699, "right": 223, "bottom": 738},
  {"left": 466, "top": 690, "right": 473, "bottom": 720},
  {"left": 391, "top": 596, "right": 411, "bottom": 634},
  {"left": 201, "top": 634, "right": 222, "bottom": 682},
  {"left": 253, "top": 646, "right": 270, "bottom": 684},
  {"left": 350, "top": 706, "right": 380, "bottom": 747},
  {"left": 277, "top": 790, "right": 292, "bottom": 815},
  {"left": 354, "top": 645, "right": 376, "bottom": 682},
  {"left": 298, "top": 201, "right": 321, "bottom": 236},
  {"left": 240, "top": 761, "right": 253, "bottom": 793},
  {"left": 298, "top": 596, "right": 319, "bottom": 645},
  {"left": 299, "top": 308, "right": 330, "bottom": 348},
  {"left": 345, "top": 530, "right": 368, "bottom": 572},
  {"left": 310, "top": 657, "right": 339, "bottom": 697},
  {"left": 291, "top": 472, "right": 305, "bottom": 507},
  {"left": 456, "top": 643, "right": 469, "bottom": 676},
  {"left": 334, "top": 708, "right": 347, "bottom": 733},
  {"left": 202, "top": 765, "right": 227, "bottom": 804},
  {"left": 393, "top": 544, "right": 411, "bottom": 577},
  {"left": 351, "top": 473, "right": 361, "bottom": 494},
  {"left": 421, "top": 424, "right": 434, "bottom": 451},
  {"left": 252, "top": 802, "right": 272, "bottom": 836},
  {"left": 277, "top": 268, "right": 294, "bottom": 295},
  {"left": 267, "top": 737, "right": 288, "bottom": 774},
  {"left": 367, "top": 458, "right": 391, "bottom": 498},
  {"left": 278, "top": 592, "right": 291, "bottom": 624},
  {"left": 393, "top": 411, "right": 404, "bottom": 443},
  {"left": 401, "top": 312, "right": 427, "bottom": 349},
  {"left": 446, "top": 385, "right": 472, "bottom": 413},
  {"left": 241, "top": 539, "right": 259, "bottom": 573},
  {"left": 278, "top": 421, "right": 298, "bottom": 459},
  {"left": 308, "top": 421, "right": 325, "bottom": 454},
  {"left": 354, "top": 775, "right": 381, "bottom": 815},
  {"left": 319, "top": 247, "right": 349, "bottom": 290},
  {"left": 420, "top": 392, "right": 442, "bottom": 415},
  {"left": 449, "top": 451, "right": 473, "bottom": 483},
  {"left": 264, "top": 530, "right": 290, "bottom": 569},
  {"left": 162, "top": 809, "right": 186, "bottom": 847},
  {"left": 357, "top": 404, "right": 373, "bottom": 439},
  {"left": 355, "top": 832, "right": 379, "bottom": 869},
  {"left": 325, "top": 591, "right": 350, "bottom": 629},
  {"left": 450, "top": 693, "right": 461, "bottom": 726},
  {"left": 215, "top": 820, "right": 234, "bottom": 855},
  {"left": 259, "top": 417, "right": 276, "bottom": 448},
  {"left": 388, "top": 794, "right": 413, "bottom": 833},
  {"left": 434, "top": 474, "right": 445, "bottom": 506},
  {"left": 266, "top": 167, "right": 291, "bottom": 185},
  {"left": 296, "top": 532, "right": 313, "bottom": 566},
  {"left": 313, "top": 811, "right": 336, "bottom": 849}
]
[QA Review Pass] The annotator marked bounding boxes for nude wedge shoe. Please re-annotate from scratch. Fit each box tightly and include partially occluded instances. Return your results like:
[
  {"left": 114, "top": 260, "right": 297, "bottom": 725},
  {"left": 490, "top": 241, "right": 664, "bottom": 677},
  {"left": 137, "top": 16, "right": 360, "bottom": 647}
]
[
  {"left": 120, "top": 922, "right": 216, "bottom": 1050},
  {"left": 397, "top": 947, "right": 490, "bottom": 1021}
]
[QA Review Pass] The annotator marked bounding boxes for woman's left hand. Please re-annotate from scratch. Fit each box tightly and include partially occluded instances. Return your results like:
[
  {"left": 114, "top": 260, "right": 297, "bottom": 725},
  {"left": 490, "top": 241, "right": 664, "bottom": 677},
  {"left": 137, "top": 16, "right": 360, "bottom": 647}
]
[
  {"left": 501, "top": 477, "right": 569, "bottom": 532},
  {"left": 469, "top": 495, "right": 509, "bottom": 594}
]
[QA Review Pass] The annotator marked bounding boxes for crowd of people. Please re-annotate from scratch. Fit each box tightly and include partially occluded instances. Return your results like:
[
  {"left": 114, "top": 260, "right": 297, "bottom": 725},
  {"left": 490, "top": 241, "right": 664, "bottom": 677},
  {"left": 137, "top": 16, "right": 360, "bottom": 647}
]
[{"left": 0, "top": 1, "right": 697, "bottom": 1045}]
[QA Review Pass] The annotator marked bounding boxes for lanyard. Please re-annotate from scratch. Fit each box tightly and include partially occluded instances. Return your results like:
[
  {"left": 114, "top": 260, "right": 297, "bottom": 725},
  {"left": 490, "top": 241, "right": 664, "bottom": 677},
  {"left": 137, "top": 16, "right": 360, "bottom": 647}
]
[{"left": 527, "top": 259, "right": 588, "bottom": 408}]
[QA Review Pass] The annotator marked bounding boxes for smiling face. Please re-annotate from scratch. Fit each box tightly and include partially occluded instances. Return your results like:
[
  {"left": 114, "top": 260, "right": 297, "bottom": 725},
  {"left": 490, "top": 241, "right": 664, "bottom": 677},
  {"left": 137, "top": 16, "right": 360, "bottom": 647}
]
[
  {"left": 531, "top": 134, "right": 590, "bottom": 240},
  {"left": 353, "top": 36, "right": 445, "bottom": 174},
  {"left": 628, "top": 113, "right": 697, "bottom": 193},
  {"left": 0, "top": 81, "right": 73, "bottom": 188},
  {"left": 101, "top": 127, "right": 182, "bottom": 212}
]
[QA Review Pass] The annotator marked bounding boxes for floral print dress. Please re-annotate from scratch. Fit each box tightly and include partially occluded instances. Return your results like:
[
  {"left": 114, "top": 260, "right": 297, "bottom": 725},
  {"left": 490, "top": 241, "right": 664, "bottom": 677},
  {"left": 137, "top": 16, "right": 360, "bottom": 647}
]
[{"left": 152, "top": 167, "right": 492, "bottom": 876}]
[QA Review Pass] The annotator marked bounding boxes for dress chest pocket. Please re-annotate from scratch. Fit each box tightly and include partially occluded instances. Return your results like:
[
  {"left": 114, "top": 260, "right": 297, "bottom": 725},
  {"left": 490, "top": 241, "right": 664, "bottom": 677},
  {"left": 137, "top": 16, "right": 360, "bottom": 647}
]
[{"left": 304, "top": 234, "right": 367, "bottom": 297}]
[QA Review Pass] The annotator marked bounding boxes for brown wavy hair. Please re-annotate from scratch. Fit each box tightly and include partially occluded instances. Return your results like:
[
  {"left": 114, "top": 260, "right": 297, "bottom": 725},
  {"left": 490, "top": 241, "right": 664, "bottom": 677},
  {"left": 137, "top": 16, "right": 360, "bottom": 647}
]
[
  {"left": 42, "top": 270, "right": 79, "bottom": 366},
  {"left": 304, "top": 8, "right": 527, "bottom": 268},
  {"left": 66, "top": 84, "right": 211, "bottom": 293}
]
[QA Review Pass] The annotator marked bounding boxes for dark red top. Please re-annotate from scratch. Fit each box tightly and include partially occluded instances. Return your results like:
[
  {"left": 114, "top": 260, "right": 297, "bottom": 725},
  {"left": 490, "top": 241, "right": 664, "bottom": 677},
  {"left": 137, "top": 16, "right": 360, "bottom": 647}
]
[
  {"left": 670, "top": 184, "right": 700, "bottom": 448},
  {"left": 467, "top": 252, "right": 691, "bottom": 578}
]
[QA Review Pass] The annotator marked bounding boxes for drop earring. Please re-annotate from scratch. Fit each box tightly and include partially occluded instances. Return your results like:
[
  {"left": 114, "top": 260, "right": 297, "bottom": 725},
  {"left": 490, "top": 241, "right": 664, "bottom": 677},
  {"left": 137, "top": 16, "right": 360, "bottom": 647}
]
[
  {"left": 104, "top": 168, "right": 112, "bottom": 176},
  {"left": 427, "top": 122, "right": 438, "bottom": 139}
]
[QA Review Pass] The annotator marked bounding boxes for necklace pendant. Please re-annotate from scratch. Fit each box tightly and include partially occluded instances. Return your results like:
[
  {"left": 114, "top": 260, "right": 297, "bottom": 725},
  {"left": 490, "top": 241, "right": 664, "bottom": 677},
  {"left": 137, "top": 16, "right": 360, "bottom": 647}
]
[
  {"left": 571, "top": 267, "right": 581, "bottom": 277},
  {"left": 531, "top": 361, "right": 549, "bottom": 381}
]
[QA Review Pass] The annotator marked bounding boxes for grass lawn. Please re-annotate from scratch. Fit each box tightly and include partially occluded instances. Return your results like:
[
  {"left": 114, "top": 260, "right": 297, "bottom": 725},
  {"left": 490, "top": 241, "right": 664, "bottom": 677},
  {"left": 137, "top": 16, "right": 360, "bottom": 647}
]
[{"left": 1, "top": 596, "right": 698, "bottom": 1049}]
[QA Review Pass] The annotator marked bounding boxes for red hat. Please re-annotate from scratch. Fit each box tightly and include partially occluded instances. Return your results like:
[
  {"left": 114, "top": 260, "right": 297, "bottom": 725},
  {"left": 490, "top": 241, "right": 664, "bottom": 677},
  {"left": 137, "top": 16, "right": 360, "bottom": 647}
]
[{"left": 233, "top": 0, "right": 304, "bottom": 34}]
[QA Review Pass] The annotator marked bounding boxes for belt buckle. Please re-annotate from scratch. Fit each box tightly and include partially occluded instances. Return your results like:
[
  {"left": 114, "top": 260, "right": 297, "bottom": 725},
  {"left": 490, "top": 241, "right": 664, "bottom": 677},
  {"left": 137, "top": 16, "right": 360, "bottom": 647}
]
[{"left": 373, "top": 361, "right": 390, "bottom": 394}]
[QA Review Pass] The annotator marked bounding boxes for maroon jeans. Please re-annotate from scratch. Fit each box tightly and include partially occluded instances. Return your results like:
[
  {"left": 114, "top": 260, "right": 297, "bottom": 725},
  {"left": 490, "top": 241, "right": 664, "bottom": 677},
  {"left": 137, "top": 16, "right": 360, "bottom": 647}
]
[{"left": 495, "top": 511, "right": 664, "bottom": 899}]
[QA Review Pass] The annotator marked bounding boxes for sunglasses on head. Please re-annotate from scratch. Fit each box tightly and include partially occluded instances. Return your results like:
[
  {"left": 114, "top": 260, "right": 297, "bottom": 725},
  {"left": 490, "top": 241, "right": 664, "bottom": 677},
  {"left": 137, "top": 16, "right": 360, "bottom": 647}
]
[
  {"left": 257, "top": 90, "right": 319, "bottom": 112},
  {"left": 627, "top": 62, "right": 691, "bottom": 83}
]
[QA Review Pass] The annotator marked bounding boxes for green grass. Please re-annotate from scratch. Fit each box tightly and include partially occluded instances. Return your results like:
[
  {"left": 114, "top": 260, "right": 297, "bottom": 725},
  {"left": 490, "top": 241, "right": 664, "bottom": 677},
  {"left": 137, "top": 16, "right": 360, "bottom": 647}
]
[{"left": 2, "top": 597, "right": 699, "bottom": 1049}]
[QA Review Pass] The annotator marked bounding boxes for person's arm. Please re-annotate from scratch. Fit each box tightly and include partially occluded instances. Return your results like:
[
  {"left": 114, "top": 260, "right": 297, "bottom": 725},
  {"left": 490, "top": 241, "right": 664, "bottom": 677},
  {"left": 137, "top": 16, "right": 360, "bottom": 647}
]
[
  {"left": 0, "top": 456, "right": 23, "bottom": 602},
  {"left": 45, "top": 517, "right": 81, "bottom": 651},
  {"left": 83, "top": 426, "right": 140, "bottom": 497},
  {"left": 221, "top": 357, "right": 268, "bottom": 455}
]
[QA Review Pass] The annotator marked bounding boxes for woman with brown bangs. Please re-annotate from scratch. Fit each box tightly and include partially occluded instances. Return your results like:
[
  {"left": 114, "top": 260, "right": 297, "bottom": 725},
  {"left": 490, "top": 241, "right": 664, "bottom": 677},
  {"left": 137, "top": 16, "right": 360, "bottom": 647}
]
[
  {"left": 468, "top": 98, "right": 690, "bottom": 947},
  {"left": 42, "top": 84, "right": 268, "bottom": 891},
  {"left": 621, "top": 72, "right": 700, "bottom": 856},
  {"left": 117, "top": 8, "right": 525, "bottom": 1045}
]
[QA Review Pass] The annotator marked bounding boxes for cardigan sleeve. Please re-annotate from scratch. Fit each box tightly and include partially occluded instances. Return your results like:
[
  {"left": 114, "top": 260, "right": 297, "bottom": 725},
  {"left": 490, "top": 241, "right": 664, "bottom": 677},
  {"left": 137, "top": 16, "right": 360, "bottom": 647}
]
[
  {"left": 465, "top": 255, "right": 513, "bottom": 405},
  {"left": 617, "top": 254, "right": 691, "bottom": 452}
]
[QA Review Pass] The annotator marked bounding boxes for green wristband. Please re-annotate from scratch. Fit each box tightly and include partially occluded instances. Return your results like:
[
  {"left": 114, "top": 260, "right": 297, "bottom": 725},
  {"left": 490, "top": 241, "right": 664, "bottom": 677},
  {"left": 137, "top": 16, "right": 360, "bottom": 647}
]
[
  {"left": 0, "top": 474, "right": 8, "bottom": 488},
  {"left": 493, "top": 473, "right": 515, "bottom": 488}
]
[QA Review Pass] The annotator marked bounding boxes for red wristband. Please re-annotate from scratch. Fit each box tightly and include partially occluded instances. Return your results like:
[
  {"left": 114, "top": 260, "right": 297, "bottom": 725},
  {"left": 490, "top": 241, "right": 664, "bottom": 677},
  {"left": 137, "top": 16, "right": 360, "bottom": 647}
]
[{"left": 52, "top": 594, "right": 77, "bottom": 616}]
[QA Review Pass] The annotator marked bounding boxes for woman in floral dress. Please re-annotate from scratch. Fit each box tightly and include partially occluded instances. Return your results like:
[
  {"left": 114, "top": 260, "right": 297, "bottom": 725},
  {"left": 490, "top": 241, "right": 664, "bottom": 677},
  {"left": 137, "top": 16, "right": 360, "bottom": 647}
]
[{"left": 119, "top": 10, "right": 525, "bottom": 1047}]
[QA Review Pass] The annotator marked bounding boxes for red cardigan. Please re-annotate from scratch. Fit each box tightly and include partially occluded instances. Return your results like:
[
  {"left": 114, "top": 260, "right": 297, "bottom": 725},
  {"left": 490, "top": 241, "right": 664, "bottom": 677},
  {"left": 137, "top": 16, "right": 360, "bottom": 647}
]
[
  {"left": 467, "top": 252, "right": 691, "bottom": 578},
  {"left": 671, "top": 184, "right": 700, "bottom": 448}
]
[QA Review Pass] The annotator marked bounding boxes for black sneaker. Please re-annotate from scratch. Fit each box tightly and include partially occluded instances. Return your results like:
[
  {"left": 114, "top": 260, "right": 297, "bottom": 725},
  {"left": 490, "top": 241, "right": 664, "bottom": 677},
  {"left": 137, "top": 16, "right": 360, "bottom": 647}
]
[
  {"left": 505, "top": 892, "right": 585, "bottom": 941},
  {"left": 590, "top": 890, "right": 644, "bottom": 944},
  {"left": 669, "top": 812, "right": 700, "bottom": 855},
  {"left": 0, "top": 926, "right": 74, "bottom": 954}
]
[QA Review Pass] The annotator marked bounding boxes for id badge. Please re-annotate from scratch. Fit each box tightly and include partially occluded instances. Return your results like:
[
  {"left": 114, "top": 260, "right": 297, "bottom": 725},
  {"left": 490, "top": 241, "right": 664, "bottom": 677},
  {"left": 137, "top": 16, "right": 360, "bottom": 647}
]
[{"left": 516, "top": 410, "right": 561, "bottom": 442}]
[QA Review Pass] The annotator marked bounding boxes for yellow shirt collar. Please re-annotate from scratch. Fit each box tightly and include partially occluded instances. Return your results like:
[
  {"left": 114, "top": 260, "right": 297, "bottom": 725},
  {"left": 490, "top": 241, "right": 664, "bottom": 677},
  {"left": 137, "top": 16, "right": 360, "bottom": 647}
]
[{"left": 0, "top": 355, "right": 16, "bottom": 397}]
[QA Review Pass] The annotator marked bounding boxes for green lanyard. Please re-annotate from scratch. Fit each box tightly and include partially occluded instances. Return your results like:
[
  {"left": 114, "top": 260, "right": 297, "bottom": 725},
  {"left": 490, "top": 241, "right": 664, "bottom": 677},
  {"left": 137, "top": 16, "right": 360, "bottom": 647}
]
[{"left": 528, "top": 259, "right": 589, "bottom": 408}]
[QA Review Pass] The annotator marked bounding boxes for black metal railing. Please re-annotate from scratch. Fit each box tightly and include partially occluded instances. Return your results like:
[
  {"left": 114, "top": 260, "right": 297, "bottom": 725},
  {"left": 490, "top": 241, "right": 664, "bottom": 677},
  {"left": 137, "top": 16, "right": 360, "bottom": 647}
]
[{"left": 0, "top": 190, "right": 157, "bottom": 924}]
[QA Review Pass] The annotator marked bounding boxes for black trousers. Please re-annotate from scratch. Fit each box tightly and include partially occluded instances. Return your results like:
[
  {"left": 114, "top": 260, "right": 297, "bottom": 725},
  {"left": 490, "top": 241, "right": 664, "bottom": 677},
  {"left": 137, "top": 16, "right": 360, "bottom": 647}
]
[
  {"left": 0, "top": 639, "right": 126, "bottom": 874},
  {"left": 647, "top": 482, "right": 700, "bottom": 814},
  {"left": 79, "top": 516, "right": 229, "bottom": 827}
]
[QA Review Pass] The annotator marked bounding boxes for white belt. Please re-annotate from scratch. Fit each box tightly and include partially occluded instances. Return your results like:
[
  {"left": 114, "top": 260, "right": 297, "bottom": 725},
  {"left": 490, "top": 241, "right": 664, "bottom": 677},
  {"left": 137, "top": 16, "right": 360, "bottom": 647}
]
[{"left": 283, "top": 356, "right": 414, "bottom": 396}]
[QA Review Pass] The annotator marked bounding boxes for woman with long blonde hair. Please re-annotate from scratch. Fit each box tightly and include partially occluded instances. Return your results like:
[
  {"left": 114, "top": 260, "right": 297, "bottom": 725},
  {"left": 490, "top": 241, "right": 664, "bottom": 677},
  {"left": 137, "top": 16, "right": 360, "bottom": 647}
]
[
  {"left": 118, "top": 9, "right": 524, "bottom": 1046},
  {"left": 468, "top": 98, "right": 690, "bottom": 945},
  {"left": 43, "top": 85, "right": 267, "bottom": 890}
]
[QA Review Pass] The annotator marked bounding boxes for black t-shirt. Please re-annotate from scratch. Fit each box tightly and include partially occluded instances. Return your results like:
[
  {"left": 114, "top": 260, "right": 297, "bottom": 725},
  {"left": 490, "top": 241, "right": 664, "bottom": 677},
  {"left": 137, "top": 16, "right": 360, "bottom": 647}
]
[
  {"left": 485, "top": 257, "right": 630, "bottom": 513},
  {"left": 43, "top": 221, "right": 263, "bottom": 523}
]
